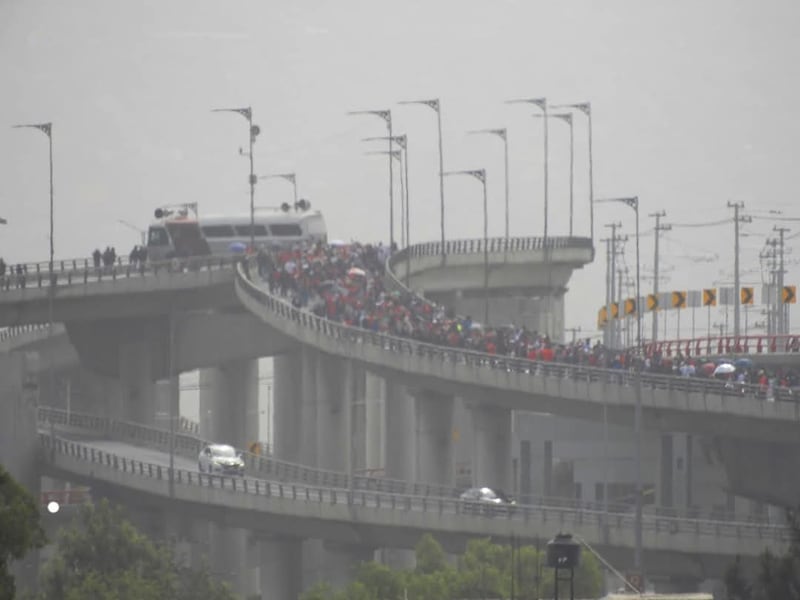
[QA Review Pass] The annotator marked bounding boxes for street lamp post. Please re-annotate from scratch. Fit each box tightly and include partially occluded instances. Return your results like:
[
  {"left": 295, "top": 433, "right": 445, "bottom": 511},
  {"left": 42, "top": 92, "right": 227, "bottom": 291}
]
[
  {"left": 552, "top": 102, "right": 595, "bottom": 243},
  {"left": 363, "top": 135, "right": 410, "bottom": 249},
  {"left": 212, "top": 107, "right": 260, "bottom": 250},
  {"left": 398, "top": 98, "right": 445, "bottom": 256},
  {"left": 596, "top": 195, "right": 643, "bottom": 579},
  {"left": 259, "top": 173, "right": 298, "bottom": 206},
  {"left": 366, "top": 149, "right": 406, "bottom": 247},
  {"left": 552, "top": 114, "right": 574, "bottom": 237},
  {"left": 442, "top": 169, "right": 489, "bottom": 325},
  {"left": 506, "top": 98, "right": 549, "bottom": 240},
  {"left": 348, "top": 109, "right": 394, "bottom": 249},
  {"left": 467, "top": 128, "right": 509, "bottom": 243},
  {"left": 14, "top": 121, "right": 55, "bottom": 405},
  {"left": 118, "top": 219, "right": 146, "bottom": 246}
]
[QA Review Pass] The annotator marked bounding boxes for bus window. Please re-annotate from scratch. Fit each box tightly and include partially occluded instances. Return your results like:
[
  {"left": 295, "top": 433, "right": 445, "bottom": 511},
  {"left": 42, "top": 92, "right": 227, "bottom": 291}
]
[
  {"left": 270, "top": 224, "right": 303, "bottom": 237},
  {"left": 166, "top": 222, "right": 211, "bottom": 257},
  {"left": 234, "top": 224, "right": 268, "bottom": 237},
  {"left": 202, "top": 224, "right": 236, "bottom": 238},
  {"left": 148, "top": 226, "right": 169, "bottom": 246}
]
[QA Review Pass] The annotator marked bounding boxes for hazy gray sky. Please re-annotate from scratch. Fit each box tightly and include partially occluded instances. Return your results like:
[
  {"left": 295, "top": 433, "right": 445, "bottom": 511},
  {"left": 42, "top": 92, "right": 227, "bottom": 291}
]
[{"left": 2, "top": 0, "right": 799, "bottom": 335}]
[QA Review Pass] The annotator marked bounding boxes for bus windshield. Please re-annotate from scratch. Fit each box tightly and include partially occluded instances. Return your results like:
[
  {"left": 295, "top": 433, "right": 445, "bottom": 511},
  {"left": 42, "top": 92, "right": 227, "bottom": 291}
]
[{"left": 165, "top": 221, "right": 211, "bottom": 257}]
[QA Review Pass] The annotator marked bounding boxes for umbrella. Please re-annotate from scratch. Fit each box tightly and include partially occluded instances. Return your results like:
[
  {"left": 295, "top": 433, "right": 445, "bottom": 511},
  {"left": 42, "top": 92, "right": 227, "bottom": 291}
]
[
  {"left": 347, "top": 267, "right": 366, "bottom": 278},
  {"left": 713, "top": 363, "right": 736, "bottom": 376},
  {"left": 228, "top": 241, "right": 247, "bottom": 253},
  {"left": 734, "top": 357, "right": 754, "bottom": 369},
  {"left": 329, "top": 239, "right": 347, "bottom": 246},
  {"left": 701, "top": 362, "right": 716, "bottom": 376}
]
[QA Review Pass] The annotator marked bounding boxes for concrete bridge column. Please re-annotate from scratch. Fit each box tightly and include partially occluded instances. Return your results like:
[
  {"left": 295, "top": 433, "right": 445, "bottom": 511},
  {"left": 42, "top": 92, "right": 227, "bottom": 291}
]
[
  {"left": 273, "top": 353, "right": 303, "bottom": 463},
  {"left": 470, "top": 405, "right": 512, "bottom": 492},
  {"left": 208, "top": 523, "right": 249, "bottom": 597},
  {"left": 199, "top": 358, "right": 258, "bottom": 448},
  {"left": 414, "top": 390, "right": 455, "bottom": 486},
  {"left": 118, "top": 340, "right": 157, "bottom": 426},
  {"left": 299, "top": 346, "right": 318, "bottom": 467},
  {"left": 315, "top": 354, "right": 349, "bottom": 471},
  {"left": 303, "top": 540, "right": 374, "bottom": 592},
  {"left": 154, "top": 377, "right": 179, "bottom": 430},
  {"left": 658, "top": 433, "right": 694, "bottom": 509},
  {"left": 384, "top": 380, "right": 413, "bottom": 481},
  {"left": 258, "top": 536, "right": 302, "bottom": 600}
]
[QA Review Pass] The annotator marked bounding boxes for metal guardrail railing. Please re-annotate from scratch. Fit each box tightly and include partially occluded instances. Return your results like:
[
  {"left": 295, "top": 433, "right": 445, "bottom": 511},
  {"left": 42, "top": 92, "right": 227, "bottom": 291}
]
[
  {"left": 37, "top": 406, "right": 776, "bottom": 525},
  {"left": 236, "top": 262, "right": 800, "bottom": 414},
  {"left": 402, "top": 236, "right": 594, "bottom": 258},
  {"left": 39, "top": 433, "right": 790, "bottom": 549},
  {"left": 0, "top": 323, "right": 53, "bottom": 342},
  {"left": 642, "top": 335, "right": 800, "bottom": 358},
  {"left": 0, "top": 255, "right": 239, "bottom": 292}
]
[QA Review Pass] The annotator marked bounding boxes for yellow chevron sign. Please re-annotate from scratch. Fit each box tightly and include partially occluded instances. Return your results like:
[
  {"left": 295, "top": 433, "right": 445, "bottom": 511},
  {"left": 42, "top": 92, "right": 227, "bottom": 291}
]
[
  {"left": 624, "top": 298, "right": 636, "bottom": 315},
  {"left": 740, "top": 287, "right": 754, "bottom": 305},
  {"left": 646, "top": 294, "right": 658, "bottom": 311},
  {"left": 703, "top": 288, "right": 717, "bottom": 307},
  {"left": 783, "top": 285, "right": 796, "bottom": 304},
  {"left": 598, "top": 307, "right": 608, "bottom": 327},
  {"left": 671, "top": 291, "right": 687, "bottom": 309}
]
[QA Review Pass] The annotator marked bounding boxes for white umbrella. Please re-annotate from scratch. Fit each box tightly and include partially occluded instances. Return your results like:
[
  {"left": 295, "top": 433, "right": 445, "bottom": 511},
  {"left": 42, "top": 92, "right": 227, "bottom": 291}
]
[
  {"left": 347, "top": 267, "right": 366, "bottom": 278},
  {"left": 329, "top": 239, "right": 347, "bottom": 246},
  {"left": 713, "top": 363, "right": 736, "bottom": 376}
]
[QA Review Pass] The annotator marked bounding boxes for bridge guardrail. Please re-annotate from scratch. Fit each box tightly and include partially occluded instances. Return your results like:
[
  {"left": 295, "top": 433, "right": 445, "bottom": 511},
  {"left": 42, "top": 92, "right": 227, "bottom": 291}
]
[
  {"left": 39, "top": 433, "right": 791, "bottom": 549},
  {"left": 0, "top": 255, "right": 239, "bottom": 291},
  {"left": 37, "top": 406, "right": 771, "bottom": 525},
  {"left": 236, "top": 261, "right": 800, "bottom": 418},
  {"left": 642, "top": 335, "right": 800, "bottom": 358}
]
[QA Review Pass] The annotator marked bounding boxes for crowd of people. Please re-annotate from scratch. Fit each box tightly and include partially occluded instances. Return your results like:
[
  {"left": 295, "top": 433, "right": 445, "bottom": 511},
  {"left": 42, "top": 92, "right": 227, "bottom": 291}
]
[{"left": 248, "top": 239, "right": 800, "bottom": 400}]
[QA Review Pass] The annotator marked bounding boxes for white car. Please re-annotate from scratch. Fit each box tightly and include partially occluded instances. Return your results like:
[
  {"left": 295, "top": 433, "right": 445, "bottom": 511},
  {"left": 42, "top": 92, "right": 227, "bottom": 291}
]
[
  {"left": 459, "top": 486, "right": 515, "bottom": 516},
  {"left": 198, "top": 444, "right": 245, "bottom": 476}
]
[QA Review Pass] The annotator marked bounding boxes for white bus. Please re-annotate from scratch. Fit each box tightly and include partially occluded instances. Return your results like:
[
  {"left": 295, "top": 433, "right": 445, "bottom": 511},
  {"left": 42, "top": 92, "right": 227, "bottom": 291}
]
[
  {"left": 199, "top": 207, "right": 327, "bottom": 255},
  {"left": 146, "top": 204, "right": 327, "bottom": 261}
]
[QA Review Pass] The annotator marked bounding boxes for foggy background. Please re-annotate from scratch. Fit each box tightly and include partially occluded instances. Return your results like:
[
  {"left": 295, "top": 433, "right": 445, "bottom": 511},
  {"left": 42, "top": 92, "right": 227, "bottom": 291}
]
[{"left": 2, "top": 0, "right": 799, "bottom": 337}]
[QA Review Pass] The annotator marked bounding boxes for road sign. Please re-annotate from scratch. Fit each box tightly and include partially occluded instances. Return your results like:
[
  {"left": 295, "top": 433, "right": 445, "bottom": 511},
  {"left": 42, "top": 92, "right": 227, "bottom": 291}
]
[
  {"left": 702, "top": 289, "right": 717, "bottom": 306},
  {"left": 610, "top": 302, "right": 619, "bottom": 318},
  {"left": 624, "top": 298, "right": 636, "bottom": 315},
  {"left": 646, "top": 294, "right": 658, "bottom": 311},
  {"left": 783, "top": 285, "right": 797, "bottom": 304},
  {"left": 671, "top": 290, "right": 687, "bottom": 309},
  {"left": 625, "top": 572, "right": 644, "bottom": 593},
  {"left": 598, "top": 307, "right": 608, "bottom": 327},
  {"left": 740, "top": 287, "right": 754, "bottom": 305}
]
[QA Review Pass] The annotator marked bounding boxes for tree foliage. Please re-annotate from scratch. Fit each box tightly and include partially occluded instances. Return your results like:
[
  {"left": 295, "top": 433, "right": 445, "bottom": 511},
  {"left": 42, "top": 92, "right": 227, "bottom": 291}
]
[
  {"left": 724, "top": 508, "right": 800, "bottom": 600},
  {"left": 0, "top": 464, "right": 46, "bottom": 600},
  {"left": 300, "top": 534, "right": 603, "bottom": 600},
  {"left": 36, "top": 499, "right": 235, "bottom": 600}
]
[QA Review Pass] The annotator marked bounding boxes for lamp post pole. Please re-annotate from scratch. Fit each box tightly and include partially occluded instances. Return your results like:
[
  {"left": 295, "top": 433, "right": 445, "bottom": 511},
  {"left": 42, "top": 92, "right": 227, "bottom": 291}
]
[
  {"left": 553, "top": 114, "right": 574, "bottom": 237},
  {"left": 212, "top": 107, "right": 260, "bottom": 250},
  {"left": 552, "top": 102, "right": 594, "bottom": 243},
  {"left": 597, "top": 196, "right": 642, "bottom": 577},
  {"left": 14, "top": 121, "right": 55, "bottom": 404},
  {"left": 118, "top": 220, "right": 146, "bottom": 246},
  {"left": 443, "top": 169, "right": 489, "bottom": 325},
  {"left": 398, "top": 98, "right": 445, "bottom": 256},
  {"left": 348, "top": 109, "right": 394, "bottom": 249},
  {"left": 366, "top": 149, "right": 405, "bottom": 246},
  {"left": 467, "top": 128, "right": 509, "bottom": 243},
  {"left": 259, "top": 173, "right": 298, "bottom": 206},
  {"left": 363, "top": 135, "right": 410, "bottom": 248}
]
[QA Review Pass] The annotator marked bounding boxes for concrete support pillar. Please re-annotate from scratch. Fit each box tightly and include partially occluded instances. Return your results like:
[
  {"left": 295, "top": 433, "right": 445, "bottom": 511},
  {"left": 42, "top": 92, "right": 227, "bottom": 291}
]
[
  {"left": 299, "top": 346, "right": 318, "bottom": 467},
  {"left": 315, "top": 354, "right": 348, "bottom": 471},
  {"left": 659, "top": 433, "right": 692, "bottom": 510},
  {"left": 71, "top": 368, "right": 124, "bottom": 419},
  {"left": 154, "top": 377, "right": 179, "bottom": 430},
  {"left": 659, "top": 433, "right": 674, "bottom": 508},
  {"left": 414, "top": 390, "right": 454, "bottom": 486},
  {"left": 384, "top": 380, "right": 414, "bottom": 481},
  {"left": 118, "top": 340, "right": 156, "bottom": 426},
  {"left": 208, "top": 523, "right": 249, "bottom": 597},
  {"left": 273, "top": 353, "right": 302, "bottom": 463},
  {"left": 302, "top": 540, "right": 373, "bottom": 592},
  {"left": 543, "top": 440, "right": 553, "bottom": 497},
  {"left": 259, "top": 537, "right": 302, "bottom": 600},
  {"left": 471, "top": 405, "right": 512, "bottom": 492},
  {"left": 519, "top": 440, "right": 532, "bottom": 503},
  {"left": 189, "top": 518, "right": 212, "bottom": 573},
  {"left": 199, "top": 359, "right": 258, "bottom": 448},
  {"left": 364, "top": 372, "right": 385, "bottom": 473}
]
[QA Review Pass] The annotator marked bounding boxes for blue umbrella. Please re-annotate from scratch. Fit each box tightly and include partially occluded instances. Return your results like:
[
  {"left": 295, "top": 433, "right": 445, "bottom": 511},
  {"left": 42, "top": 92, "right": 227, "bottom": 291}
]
[
  {"left": 229, "top": 241, "right": 247, "bottom": 253},
  {"left": 735, "top": 357, "right": 754, "bottom": 369}
]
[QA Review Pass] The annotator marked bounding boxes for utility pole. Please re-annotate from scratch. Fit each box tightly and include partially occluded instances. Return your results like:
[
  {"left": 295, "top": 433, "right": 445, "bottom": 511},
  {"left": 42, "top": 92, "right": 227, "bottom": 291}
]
[
  {"left": 762, "top": 238, "right": 778, "bottom": 336},
  {"left": 604, "top": 238, "right": 612, "bottom": 346},
  {"left": 565, "top": 326, "right": 582, "bottom": 345},
  {"left": 728, "top": 201, "right": 750, "bottom": 339},
  {"left": 650, "top": 211, "right": 671, "bottom": 343},
  {"left": 775, "top": 226, "right": 790, "bottom": 334},
  {"left": 604, "top": 222, "right": 622, "bottom": 348}
]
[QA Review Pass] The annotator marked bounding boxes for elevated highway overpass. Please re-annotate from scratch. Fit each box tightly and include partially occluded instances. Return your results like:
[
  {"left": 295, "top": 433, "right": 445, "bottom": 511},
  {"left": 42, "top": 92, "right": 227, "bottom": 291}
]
[{"left": 2, "top": 236, "right": 799, "bottom": 595}]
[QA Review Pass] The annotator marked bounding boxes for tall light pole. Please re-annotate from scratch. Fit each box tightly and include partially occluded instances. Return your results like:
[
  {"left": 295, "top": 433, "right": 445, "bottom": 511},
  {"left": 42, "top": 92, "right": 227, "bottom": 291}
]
[
  {"left": 506, "top": 97, "right": 549, "bottom": 240},
  {"left": 467, "top": 128, "right": 509, "bottom": 243},
  {"left": 259, "top": 173, "right": 298, "bottom": 206},
  {"left": 366, "top": 149, "right": 406, "bottom": 249},
  {"left": 363, "top": 135, "right": 410, "bottom": 249},
  {"left": 212, "top": 107, "right": 260, "bottom": 249},
  {"left": 348, "top": 109, "right": 394, "bottom": 249},
  {"left": 727, "top": 201, "right": 749, "bottom": 339},
  {"left": 597, "top": 195, "right": 642, "bottom": 578},
  {"left": 443, "top": 169, "right": 489, "bottom": 325},
  {"left": 118, "top": 219, "right": 146, "bottom": 246},
  {"left": 14, "top": 121, "right": 55, "bottom": 405},
  {"left": 552, "top": 102, "right": 595, "bottom": 243},
  {"left": 398, "top": 98, "right": 445, "bottom": 256},
  {"left": 650, "top": 211, "right": 671, "bottom": 343},
  {"left": 552, "top": 113, "right": 574, "bottom": 237}
]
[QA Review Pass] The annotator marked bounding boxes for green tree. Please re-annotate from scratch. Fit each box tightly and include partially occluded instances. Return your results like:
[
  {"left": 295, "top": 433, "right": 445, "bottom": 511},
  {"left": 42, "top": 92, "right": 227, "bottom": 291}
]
[
  {"left": 414, "top": 533, "right": 448, "bottom": 574},
  {"left": 37, "top": 499, "right": 235, "bottom": 600},
  {"left": 0, "top": 464, "right": 46, "bottom": 600}
]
